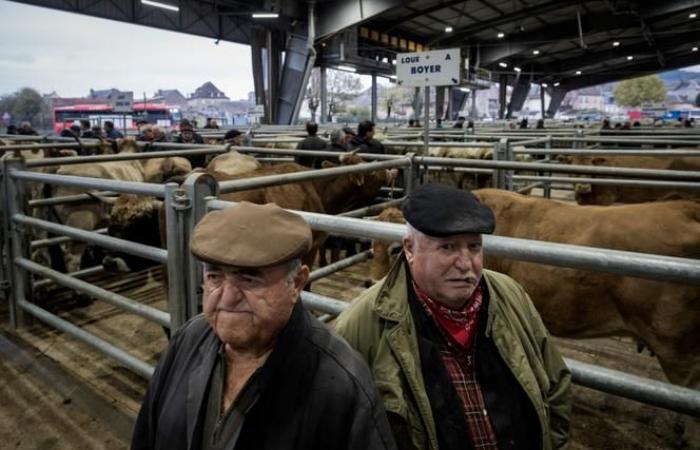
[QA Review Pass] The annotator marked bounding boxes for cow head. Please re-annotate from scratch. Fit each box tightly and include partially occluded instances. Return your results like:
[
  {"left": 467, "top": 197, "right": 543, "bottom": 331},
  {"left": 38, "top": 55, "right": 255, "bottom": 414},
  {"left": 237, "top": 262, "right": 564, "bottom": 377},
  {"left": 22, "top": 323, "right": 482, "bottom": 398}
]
[
  {"left": 99, "top": 194, "right": 164, "bottom": 273},
  {"left": 114, "top": 138, "right": 140, "bottom": 154},
  {"left": 559, "top": 155, "right": 618, "bottom": 205},
  {"left": 317, "top": 154, "right": 395, "bottom": 215}
]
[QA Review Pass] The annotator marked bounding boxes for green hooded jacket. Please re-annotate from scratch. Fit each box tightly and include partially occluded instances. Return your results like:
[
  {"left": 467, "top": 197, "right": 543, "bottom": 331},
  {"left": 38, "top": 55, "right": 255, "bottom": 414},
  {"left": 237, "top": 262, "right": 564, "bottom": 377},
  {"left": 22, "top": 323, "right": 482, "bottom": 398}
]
[{"left": 335, "top": 259, "right": 571, "bottom": 450}]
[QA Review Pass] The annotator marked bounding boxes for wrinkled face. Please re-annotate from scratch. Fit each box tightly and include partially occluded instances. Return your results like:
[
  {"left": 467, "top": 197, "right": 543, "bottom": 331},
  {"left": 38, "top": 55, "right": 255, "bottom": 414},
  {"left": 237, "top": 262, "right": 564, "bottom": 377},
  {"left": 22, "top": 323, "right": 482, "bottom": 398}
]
[
  {"left": 202, "top": 262, "right": 309, "bottom": 351},
  {"left": 404, "top": 231, "right": 483, "bottom": 309}
]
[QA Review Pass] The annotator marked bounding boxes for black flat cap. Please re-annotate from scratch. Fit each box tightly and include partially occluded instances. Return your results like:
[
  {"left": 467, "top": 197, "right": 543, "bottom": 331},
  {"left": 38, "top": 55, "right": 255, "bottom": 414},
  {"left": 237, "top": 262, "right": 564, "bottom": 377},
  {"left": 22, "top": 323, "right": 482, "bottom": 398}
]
[
  {"left": 224, "top": 129, "right": 242, "bottom": 139},
  {"left": 402, "top": 183, "right": 495, "bottom": 236}
]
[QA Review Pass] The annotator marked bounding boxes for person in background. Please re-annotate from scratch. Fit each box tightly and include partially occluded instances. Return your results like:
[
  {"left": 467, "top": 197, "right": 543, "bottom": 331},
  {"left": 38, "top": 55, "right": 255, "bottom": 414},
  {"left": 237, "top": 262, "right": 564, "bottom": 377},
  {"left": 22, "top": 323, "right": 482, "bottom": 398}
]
[
  {"left": 349, "top": 120, "right": 385, "bottom": 154},
  {"left": 152, "top": 126, "right": 168, "bottom": 142},
  {"left": 104, "top": 121, "right": 124, "bottom": 139},
  {"left": 203, "top": 117, "right": 220, "bottom": 129},
  {"left": 59, "top": 127, "right": 76, "bottom": 138},
  {"left": 436, "top": 118, "right": 443, "bottom": 129},
  {"left": 408, "top": 119, "right": 415, "bottom": 128},
  {"left": 536, "top": 119, "right": 545, "bottom": 129},
  {"left": 601, "top": 118, "right": 611, "bottom": 130},
  {"left": 6, "top": 125, "right": 17, "bottom": 135},
  {"left": 335, "top": 183, "right": 571, "bottom": 450},
  {"left": 295, "top": 121, "right": 328, "bottom": 168},
  {"left": 132, "top": 202, "right": 397, "bottom": 450},
  {"left": 91, "top": 125, "right": 103, "bottom": 138},
  {"left": 80, "top": 119, "right": 96, "bottom": 138},
  {"left": 138, "top": 124, "right": 154, "bottom": 142},
  {"left": 18, "top": 121, "right": 38, "bottom": 135},
  {"left": 175, "top": 119, "right": 206, "bottom": 167},
  {"left": 519, "top": 117, "right": 529, "bottom": 129},
  {"left": 452, "top": 116, "right": 466, "bottom": 128},
  {"left": 223, "top": 128, "right": 244, "bottom": 146}
]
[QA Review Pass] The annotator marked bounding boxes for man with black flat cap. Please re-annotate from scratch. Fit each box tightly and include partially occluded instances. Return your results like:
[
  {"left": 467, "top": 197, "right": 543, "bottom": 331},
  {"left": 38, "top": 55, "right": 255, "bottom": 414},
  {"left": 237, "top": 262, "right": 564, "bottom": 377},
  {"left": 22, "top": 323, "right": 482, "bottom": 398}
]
[
  {"left": 336, "top": 183, "right": 571, "bottom": 450},
  {"left": 132, "top": 202, "right": 396, "bottom": 450}
]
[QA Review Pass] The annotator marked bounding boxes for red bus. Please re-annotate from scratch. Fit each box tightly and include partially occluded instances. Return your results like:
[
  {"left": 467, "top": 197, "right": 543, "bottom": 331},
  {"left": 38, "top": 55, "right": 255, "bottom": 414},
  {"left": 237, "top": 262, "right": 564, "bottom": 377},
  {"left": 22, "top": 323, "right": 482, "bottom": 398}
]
[{"left": 52, "top": 103, "right": 181, "bottom": 134}]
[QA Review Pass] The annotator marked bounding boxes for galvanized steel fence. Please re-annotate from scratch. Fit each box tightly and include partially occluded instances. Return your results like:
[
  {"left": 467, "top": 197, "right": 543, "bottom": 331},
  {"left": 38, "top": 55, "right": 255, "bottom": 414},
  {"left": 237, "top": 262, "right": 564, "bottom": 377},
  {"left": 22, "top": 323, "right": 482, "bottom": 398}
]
[{"left": 0, "top": 137, "right": 698, "bottom": 416}]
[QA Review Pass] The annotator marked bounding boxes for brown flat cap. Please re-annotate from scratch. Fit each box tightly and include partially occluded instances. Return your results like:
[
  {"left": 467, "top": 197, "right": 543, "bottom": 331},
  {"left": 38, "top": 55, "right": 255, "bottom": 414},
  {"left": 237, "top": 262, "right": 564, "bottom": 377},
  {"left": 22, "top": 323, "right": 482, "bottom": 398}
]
[{"left": 190, "top": 202, "right": 312, "bottom": 268}]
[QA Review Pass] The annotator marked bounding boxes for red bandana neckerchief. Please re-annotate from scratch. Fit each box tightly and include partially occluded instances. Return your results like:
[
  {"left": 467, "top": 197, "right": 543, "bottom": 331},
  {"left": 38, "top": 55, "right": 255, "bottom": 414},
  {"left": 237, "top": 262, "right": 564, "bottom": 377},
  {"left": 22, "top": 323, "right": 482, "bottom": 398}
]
[{"left": 413, "top": 281, "right": 484, "bottom": 349}]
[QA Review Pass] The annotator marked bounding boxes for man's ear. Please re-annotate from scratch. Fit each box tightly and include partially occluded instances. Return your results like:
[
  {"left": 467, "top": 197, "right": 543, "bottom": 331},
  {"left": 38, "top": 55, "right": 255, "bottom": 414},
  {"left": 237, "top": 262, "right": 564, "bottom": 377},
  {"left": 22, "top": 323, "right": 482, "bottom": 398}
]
[
  {"left": 402, "top": 236, "right": 414, "bottom": 265},
  {"left": 292, "top": 265, "right": 310, "bottom": 300}
]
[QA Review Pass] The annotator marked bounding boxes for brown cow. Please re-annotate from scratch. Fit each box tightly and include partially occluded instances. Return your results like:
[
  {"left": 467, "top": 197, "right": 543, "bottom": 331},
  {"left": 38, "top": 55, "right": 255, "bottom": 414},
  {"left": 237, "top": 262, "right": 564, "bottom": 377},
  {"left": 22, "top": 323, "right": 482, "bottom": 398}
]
[
  {"left": 104, "top": 155, "right": 392, "bottom": 272},
  {"left": 561, "top": 155, "right": 700, "bottom": 205},
  {"left": 47, "top": 138, "right": 191, "bottom": 273},
  {"left": 368, "top": 190, "right": 700, "bottom": 388}
]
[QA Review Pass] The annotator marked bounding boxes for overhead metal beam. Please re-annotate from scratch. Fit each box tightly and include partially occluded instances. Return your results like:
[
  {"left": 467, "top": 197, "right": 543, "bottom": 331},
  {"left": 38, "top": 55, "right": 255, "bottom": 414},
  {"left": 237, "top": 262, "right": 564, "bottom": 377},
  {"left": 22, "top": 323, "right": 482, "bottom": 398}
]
[
  {"left": 477, "top": 13, "right": 640, "bottom": 66},
  {"left": 438, "top": 0, "right": 572, "bottom": 46},
  {"left": 315, "top": 0, "right": 404, "bottom": 40},
  {"left": 384, "top": 0, "right": 466, "bottom": 32},
  {"left": 556, "top": 52, "right": 700, "bottom": 92},
  {"left": 534, "top": 27, "right": 700, "bottom": 82},
  {"left": 639, "top": 0, "right": 699, "bottom": 20}
]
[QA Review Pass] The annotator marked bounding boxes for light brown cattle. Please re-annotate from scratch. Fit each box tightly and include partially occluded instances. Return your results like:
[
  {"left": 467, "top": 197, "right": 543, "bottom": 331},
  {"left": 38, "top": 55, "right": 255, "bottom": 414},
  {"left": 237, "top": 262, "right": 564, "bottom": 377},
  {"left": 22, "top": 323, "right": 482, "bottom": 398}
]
[
  {"left": 561, "top": 155, "right": 700, "bottom": 205},
  {"left": 48, "top": 139, "right": 191, "bottom": 272},
  {"left": 205, "top": 150, "right": 261, "bottom": 176},
  {"left": 476, "top": 189, "right": 700, "bottom": 388},
  {"left": 368, "top": 190, "right": 700, "bottom": 388},
  {"left": 104, "top": 155, "right": 392, "bottom": 272}
]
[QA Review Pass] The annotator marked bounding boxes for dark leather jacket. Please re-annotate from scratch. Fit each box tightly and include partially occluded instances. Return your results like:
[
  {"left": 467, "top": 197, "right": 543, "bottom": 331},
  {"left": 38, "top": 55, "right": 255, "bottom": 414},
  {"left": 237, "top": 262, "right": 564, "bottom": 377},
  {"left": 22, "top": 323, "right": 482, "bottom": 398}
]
[{"left": 132, "top": 302, "right": 397, "bottom": 450}]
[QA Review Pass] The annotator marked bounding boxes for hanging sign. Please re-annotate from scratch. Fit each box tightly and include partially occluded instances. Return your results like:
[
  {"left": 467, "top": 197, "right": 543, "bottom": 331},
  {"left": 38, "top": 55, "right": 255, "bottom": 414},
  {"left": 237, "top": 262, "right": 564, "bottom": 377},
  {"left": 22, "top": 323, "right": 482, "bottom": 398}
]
[{"left": 396, "top": 48, "right": 461, "bottom": 87}]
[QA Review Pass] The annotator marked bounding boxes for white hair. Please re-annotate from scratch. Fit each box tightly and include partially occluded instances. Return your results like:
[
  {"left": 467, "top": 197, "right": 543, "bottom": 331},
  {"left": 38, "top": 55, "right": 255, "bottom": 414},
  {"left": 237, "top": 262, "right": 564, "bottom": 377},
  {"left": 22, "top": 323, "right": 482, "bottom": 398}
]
[{"left": 403, "top": 222, "right": 426, "bottom": 250}]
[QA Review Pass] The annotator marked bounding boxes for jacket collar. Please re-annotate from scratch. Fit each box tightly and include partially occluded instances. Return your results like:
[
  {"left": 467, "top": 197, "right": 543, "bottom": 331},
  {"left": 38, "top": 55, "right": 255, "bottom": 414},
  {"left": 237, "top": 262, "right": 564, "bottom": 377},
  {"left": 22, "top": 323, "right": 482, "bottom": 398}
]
[
  {"left": 185, "top": 302, "right": 309, "bottom": 449},
  {"left": 373, "top": 254, "right": 412, "bottom": 322}
]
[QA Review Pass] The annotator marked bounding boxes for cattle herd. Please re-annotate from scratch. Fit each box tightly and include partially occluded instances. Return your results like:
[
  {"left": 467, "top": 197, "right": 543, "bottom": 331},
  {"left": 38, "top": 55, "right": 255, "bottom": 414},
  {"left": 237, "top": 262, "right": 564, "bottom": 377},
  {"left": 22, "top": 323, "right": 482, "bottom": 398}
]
[{"left": 0, "top": 125, "right": 698, "bottom": 445}]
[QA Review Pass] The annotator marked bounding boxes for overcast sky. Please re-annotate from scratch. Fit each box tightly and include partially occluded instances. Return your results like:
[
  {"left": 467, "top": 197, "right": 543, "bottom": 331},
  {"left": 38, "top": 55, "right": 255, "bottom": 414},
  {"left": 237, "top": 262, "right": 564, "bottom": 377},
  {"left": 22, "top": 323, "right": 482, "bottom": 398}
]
[
  {"left": 0, "top": 1, "right": 257, "bottom": 100},
  {"left": 1, "top": 0, "right": 697, "bottom": 101}
]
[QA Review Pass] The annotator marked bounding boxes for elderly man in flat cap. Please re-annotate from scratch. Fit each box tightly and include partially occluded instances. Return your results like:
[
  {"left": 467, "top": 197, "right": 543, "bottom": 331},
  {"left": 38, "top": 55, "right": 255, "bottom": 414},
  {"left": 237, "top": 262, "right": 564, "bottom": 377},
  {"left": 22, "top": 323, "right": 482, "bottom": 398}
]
[
  {"left": 335, "top": 183, "right": 571, "bottom": 450},
  {"left": 132, "top": 202, "right": 397, "bottom": 450}
]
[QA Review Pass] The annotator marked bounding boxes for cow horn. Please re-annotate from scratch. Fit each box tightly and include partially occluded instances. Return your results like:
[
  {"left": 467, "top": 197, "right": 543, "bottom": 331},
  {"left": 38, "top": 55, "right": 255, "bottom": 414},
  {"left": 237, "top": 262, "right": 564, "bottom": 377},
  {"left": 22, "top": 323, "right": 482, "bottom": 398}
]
[{"left": 86, "top": 192, "right": 118, "bottom": 205}]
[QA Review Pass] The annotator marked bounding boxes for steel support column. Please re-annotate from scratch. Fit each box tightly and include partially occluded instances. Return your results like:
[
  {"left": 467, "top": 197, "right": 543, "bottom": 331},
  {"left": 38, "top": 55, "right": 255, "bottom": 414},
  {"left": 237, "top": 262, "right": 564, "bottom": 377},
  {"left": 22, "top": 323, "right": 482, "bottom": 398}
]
[
  {"left": 275, "top": 24, "right": 316, "bottom": 124},
  {"left": 471, "top": 88, "right": 477, "bottom": 120},
  {"left": 371, "top": 73, "right": 378, "bottom": 123},
  {"left": 435, "top": 87, "right": 446, "bottom": 119},
  {"left": 251, "top": 29, "right": 268, "bottom": 123},
  {"left": 507, "top": 78, "right": 531, "bottom": 119},
  {"left": 540, "top": 86, "right": 546, "bottom": 119},
  {"left": 498, "top": 74, "right": 508, "bottom": 120},
  {"left": 448, "top": 88, "right": 468, "bottom": 120},
  {"left": 546, "top": 87, "right": 568, "bottom": 118},
  {"left": 320, "top": 66, "right": 328, "bottom": 123},
  {"left": 267, "top": 30, "right": 282, "bottom": 124}
]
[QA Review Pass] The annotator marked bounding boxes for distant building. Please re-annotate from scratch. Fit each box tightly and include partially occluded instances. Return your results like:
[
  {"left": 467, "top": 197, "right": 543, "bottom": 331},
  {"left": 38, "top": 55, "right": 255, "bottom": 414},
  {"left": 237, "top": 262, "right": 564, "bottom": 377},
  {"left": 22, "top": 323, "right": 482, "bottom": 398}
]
[
  {"left": 89, "top": 88, "right": 133, "bottom": 101},
  {"left": 187, "top": 81, "right": 230, "bottom": 110},
  {"left": 667, "top": 80, "right": 699, "bottom": 104},
  {"left": 151, "top": 89, "right": 188, "bottom": 109}
]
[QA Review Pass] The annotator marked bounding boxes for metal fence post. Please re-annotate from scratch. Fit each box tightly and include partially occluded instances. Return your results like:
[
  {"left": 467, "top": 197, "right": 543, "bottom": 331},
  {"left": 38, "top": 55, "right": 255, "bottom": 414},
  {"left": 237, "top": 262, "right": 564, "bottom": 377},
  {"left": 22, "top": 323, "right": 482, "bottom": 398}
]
[
  {"left": 163, "top": 182, "right": 188, "bottom": 331},
  {"left": 3, "top": 157, "right": 29, "bottom": 328},
  {"left": 182, "top": 172, "right": 219, "bottom": 320},
  {"left": 492, "top": 138, "right": 508, "bottom": 189},
  {"left": 574, "top": 128, "right": 584, "bottom": 149},
  {"left": 0, "top": 156, "right": 7, "bottom": 305},
  {"left": 403, "top": 153, "right": 417, "bottom": 196},
  {"left": 544, "top": 134, "right": 552, "bottom": 199}
]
